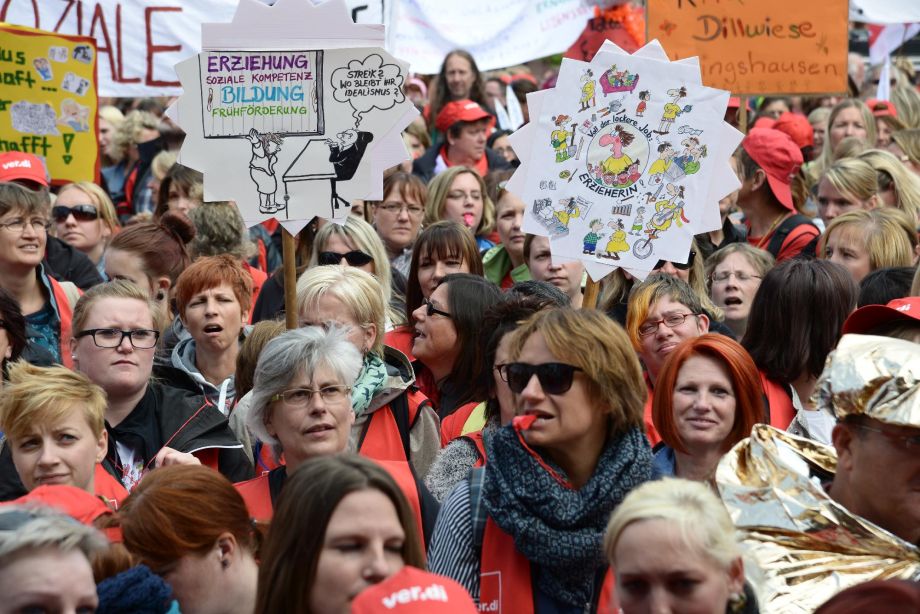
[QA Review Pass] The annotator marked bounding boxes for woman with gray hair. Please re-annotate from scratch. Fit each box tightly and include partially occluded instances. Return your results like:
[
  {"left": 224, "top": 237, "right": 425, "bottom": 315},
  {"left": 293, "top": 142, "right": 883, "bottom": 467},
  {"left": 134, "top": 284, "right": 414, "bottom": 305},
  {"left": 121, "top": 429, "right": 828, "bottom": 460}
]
[
  {"left": 235, "top": 326, "right": 438, "bottom": 544},
  {"left": 0, "top": 507, "right": 108, "bottom": 613}
]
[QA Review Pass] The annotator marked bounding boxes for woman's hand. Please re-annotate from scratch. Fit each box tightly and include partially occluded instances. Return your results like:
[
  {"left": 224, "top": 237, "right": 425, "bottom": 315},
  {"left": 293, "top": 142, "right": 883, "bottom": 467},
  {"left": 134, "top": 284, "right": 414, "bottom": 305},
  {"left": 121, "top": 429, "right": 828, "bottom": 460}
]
[{"left": 154, "top": 447, "right": 202, "bottom": 468}]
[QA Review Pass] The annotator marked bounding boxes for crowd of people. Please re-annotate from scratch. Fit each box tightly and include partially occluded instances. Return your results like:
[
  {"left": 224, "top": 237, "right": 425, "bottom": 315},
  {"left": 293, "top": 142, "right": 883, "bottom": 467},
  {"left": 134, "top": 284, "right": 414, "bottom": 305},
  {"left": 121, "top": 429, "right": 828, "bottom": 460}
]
[{"left": 0, "top": 41, "right": 919, "bottom": 614}]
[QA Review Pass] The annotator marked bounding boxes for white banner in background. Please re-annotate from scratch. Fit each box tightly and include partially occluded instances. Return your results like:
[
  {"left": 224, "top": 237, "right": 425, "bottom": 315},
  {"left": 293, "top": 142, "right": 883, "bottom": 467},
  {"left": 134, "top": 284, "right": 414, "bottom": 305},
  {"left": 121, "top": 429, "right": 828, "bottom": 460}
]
[
  {"left": 0, "top": 0, "right": 384, "bottom": 97},
  {"left": 388, "top": 0, "right": 595, "bottom": 75}
]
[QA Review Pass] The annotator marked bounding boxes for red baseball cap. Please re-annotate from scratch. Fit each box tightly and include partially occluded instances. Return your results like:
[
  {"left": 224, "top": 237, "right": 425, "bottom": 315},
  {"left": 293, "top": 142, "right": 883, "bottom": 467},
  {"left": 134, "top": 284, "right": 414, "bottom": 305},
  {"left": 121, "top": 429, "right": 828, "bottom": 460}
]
[
  {"left": 752, "top": 116, "right": 776, "bottom": 130},
  {"left": 773, "top": 112, "right": 814, "bottom": 149},
  {"left": 866, "top": 98, "right": 897, "bottom": 118},
  {"left": 842, "top": 297, "right": 920, "bottom": 335},
  {"left": 351, "top": 567, "right": 477, "bottom": 614},
  {"left": 0, "top": 151, "right": 49, "bottom": 187},
  {"left": 435, "top": 100, "right": 493, "bottom": 134},
  {"left": 741, "top": 127, "right": 803, "bottom": 211}
]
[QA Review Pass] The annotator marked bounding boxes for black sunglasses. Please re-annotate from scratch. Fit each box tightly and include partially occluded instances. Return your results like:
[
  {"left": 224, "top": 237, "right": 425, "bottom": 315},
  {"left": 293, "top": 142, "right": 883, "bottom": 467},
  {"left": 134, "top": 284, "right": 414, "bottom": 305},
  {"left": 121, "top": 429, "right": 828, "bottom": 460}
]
[
  {"left": 654, "top": 250, "right": 695, "bottom": 272},
  {"left": 318, "top": 250, "right": 374, "bottom": 267},
  {"left": 422, "top": 297, "right": 451, "bottom": 318},
  {"left": 505, "top": 362, "right": 583, "bottom": 395},
  {"left": 52, "top": 204, "right": 99, "bottom": 222}
]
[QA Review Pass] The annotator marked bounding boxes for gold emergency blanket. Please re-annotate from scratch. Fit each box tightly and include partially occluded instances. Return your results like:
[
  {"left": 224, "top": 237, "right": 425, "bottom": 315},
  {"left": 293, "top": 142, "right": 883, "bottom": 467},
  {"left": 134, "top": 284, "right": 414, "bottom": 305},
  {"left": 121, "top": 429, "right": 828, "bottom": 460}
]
[
  {"left": 716, "top": 425, "right": 920, "bottom": 613},
  {"left": 812, "top": 334, "right": 920, "bottom": 426}
]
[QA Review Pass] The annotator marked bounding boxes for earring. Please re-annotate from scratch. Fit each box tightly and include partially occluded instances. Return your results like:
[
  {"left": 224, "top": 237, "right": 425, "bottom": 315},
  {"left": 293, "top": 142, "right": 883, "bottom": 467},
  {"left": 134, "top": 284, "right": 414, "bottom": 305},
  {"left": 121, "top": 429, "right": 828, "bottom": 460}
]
[
  {"left": 155, "top": 291, "right": 165, "bottom": 301},
  {"left": 729, "top": 592, "right": 747, "bottom": 613},
  {"left": 221, "top": 558, "right": 229, "bottom": 570}
]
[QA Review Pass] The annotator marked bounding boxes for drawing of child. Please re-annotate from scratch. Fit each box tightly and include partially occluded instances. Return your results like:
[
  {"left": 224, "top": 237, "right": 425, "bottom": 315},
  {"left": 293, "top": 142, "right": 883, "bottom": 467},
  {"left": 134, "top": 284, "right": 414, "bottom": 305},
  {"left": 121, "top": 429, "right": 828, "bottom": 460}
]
[
  {"left": 629, "top": 207, "right": 645, "bottom": 235},
  {"left": 636, "top": 90, "right": 650, "bottom": 117},
  {"left": 583, "top": 219, "right": 604, "bottom": 254}
]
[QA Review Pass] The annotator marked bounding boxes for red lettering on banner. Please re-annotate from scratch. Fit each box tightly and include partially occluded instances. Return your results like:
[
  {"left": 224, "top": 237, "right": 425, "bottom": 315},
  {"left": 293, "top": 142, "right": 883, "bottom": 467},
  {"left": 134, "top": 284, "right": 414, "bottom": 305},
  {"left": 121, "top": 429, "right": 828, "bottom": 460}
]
[
  {"left": 89, "top": 3, "right": 117, "bottom": 82},
  {"left": 54, "top": 0, "right": 78, "bottom": 33},
  {"left": 0, "top": 0, "right": 39, "bottom": 26},
  {"left": 116, "top": 4, "right": 141, "bottom": 83},
  {"left": 145, "top": 6, "right": 182, "bottom": 87}
]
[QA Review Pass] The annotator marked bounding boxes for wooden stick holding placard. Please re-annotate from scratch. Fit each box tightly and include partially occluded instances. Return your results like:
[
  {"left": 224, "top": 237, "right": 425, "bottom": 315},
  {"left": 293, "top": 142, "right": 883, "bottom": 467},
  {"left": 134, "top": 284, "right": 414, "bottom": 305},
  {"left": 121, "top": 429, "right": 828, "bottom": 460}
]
[
  {"left": 582, "top": 275, "right": 600, "bottom": 310},
  {"left": 282, "top": 228, "right": 298, "bottom": 330},
  {"left": 738, "top": 96, "right": 748, "bottom": 134}
]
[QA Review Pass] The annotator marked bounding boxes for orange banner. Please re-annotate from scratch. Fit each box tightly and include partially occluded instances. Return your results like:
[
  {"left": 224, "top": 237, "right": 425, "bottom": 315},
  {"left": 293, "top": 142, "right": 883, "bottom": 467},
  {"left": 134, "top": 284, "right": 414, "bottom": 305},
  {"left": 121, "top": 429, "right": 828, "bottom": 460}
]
[{"left": 647, "top": 0, "right": 848, "bottom": 95}]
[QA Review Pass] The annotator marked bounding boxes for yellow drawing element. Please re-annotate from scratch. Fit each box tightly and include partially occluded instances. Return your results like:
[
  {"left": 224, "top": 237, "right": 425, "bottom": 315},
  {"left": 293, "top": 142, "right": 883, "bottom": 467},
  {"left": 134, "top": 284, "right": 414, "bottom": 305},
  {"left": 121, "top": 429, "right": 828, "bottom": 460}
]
[
  {"left": 551, "top": 127, "right": 573, "bottom": 162},
  {"left": 555, "top": 203, "right": 581, "bottom": 228},
  {"left": 651, "top": 199, "right": 683, "bottom": 232},
  {"left": 605, "top": 227, "right": 629, "bottom": 253},
  {"left": 601, "top": 153, "right": 633, "bottom": 176}
]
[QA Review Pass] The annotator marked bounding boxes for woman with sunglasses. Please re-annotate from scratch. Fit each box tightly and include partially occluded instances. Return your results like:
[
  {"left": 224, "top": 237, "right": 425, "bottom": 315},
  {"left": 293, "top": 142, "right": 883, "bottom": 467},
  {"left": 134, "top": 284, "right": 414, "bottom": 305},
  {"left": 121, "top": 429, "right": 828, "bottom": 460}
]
[
  {"left": 384, "top": 220, "right": 483, "bottom": 360},
  {"left": 71, "top": 280, "right": 252, "bottom": 492},
  {"left": 650, "top": 335, "right": 763, "bottom": 482},
  {"left": 311, "top": 215, "right": 406, "bottom": 328},
  {"left": 410, "top": 273, "right": 502, "bottom": 436},
  {"left": 296, "top": 265, "right": 441, "bottom": 479},
  {"left": 428, "top": 308, "right": 653, "bottom": 613},
  {"left": 238, "top": 326, "right": 437, "bottom": 546},
  {"left": 0, "top": 182, "right": 79, "bottom": 367},
  {"left": 53, "top": 182, "right": 120, "bottom": 281}
]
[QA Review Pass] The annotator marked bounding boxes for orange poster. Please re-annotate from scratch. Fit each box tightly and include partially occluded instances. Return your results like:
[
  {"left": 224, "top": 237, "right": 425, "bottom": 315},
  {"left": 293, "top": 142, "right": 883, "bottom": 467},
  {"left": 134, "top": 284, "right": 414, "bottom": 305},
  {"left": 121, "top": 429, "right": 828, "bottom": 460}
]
[{"left": 647, "top": 0, "right": 848, "bottom": 95}]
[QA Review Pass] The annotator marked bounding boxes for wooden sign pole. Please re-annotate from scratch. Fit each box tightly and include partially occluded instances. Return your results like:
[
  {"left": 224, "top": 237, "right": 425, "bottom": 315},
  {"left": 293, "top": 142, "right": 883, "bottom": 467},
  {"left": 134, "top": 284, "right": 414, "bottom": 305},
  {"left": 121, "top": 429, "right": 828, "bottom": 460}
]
[
  {"left": 282, "top": 228, "right": 298, "bottom": 330},
  {"left": 738, "top": 96, "right": 749, "bottom": 134},
  {"left": 582, "top": 274, "right": 600, "bottom": 310}
]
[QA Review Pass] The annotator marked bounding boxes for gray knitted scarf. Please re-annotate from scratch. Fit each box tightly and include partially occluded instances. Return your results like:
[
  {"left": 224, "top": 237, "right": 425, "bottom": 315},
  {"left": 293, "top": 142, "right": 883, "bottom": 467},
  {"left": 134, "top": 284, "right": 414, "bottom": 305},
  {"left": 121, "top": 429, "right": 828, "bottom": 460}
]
[{"left": 482, "top": 425, "right": 652, "bottom": 608}]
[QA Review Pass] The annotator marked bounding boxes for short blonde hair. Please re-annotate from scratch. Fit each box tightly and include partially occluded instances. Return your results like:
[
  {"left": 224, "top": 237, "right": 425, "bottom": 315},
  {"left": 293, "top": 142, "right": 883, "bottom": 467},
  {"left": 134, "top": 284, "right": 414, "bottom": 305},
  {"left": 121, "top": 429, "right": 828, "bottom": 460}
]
[
  {"left": 112, "top": 110, "right": 159, "bottom": 159},
  {"left": 424, "top": 166, "right": 495, "bottom": 236},
  {"left": 705, "top": 243, "right": 775, "bottom": 292},
  {"left": 604, "top": 477, "right": 740, "bottom": 569},
  {"left": 858, "top": 148, "right": 920, "bottom": 224},
  {"left": 0, "top": 361, "right": 106, "bottom": 440},
  {"left": 56, "top": 182, "right": 120, "bottom": 233},
  {"left": 820, "top": 157, "right": 880, "bottom": 206},
  {"left": 72, "top": 279, "right": 160, "bottom": 336},
  {"left": 507, "top": 308, "right": 646, "bottom": 437},
  {"left": 819, "top": 208, "right": 917, "bottom": 271},
  {"left": 809, "top": 99, "right": 877, "bottom": 185},
  {"left": 296, "top": 265, "right": 386, "bottom": 356}
]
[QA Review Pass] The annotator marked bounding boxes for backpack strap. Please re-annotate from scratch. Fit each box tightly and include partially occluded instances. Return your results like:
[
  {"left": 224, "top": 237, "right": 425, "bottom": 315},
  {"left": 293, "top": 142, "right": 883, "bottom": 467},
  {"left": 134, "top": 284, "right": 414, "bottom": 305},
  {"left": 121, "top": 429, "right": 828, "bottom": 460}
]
[
  {"left": 766, "top": 214, "right": 813, "bottom": 257},
  {"left": 468, "top": 466, "right": 489, "bottom": 551}
]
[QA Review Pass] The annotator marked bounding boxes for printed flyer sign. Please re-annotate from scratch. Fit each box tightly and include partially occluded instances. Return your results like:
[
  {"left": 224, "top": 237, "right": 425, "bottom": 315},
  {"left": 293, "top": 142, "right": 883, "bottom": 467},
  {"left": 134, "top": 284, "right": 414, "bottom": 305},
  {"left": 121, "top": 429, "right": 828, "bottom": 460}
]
[
  {"left": 647, "top": 0, "right": 848, "bottom": 94},
  {"left": 508, "top": 40, "right": 743, "bottom": 280},
  {"left": 171, "top": 0, "right": 416, "bottom": 232},
  {"left": 0, "top": 24, "right": 98, "bottom": 184}
]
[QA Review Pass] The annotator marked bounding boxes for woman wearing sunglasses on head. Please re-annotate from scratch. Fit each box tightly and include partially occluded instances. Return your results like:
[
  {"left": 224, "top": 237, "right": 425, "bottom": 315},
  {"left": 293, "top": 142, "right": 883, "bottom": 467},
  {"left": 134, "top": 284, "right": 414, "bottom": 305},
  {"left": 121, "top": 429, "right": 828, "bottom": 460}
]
[
  {"left": 410, "top": 273, "right": 502, "bottom": 439},
  {"left": 53, "top": 182, "right": 120, "bottom": 281},
  {"left": 311, "top": 215, "right": 407, "bottom": 328},
  {"left": 237, "top": 325, "right": 438, "bottom": 547},
  {"left": 428, "top": 308, "right": 652, "bottom": 613}
]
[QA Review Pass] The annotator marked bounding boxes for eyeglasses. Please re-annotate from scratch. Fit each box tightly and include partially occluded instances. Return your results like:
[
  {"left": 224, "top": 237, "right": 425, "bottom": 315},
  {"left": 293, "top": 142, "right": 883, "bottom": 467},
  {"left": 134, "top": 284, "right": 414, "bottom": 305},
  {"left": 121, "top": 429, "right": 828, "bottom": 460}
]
[
  {"left": 318, "top": 250, "right": 374, "bottom": 267},
  {"left": 505, "top": 362, "right": 583, "bottom": 395},
  {"left": 494, "top": 363, "right": 509, "bottom": 382},
  {"left": 52, "top": 204, "right": 99, "bottom": 222},
  {"left": 710, "top": 270, "right": 762, "bottom": 283},
  {"left": 0, "top": 217, "right": 51, "bottom": 233},
  {"left": 638, "top": 313, "right": 698, "bottom": 337},
  {"left": 422, "top": 298, "right": 451, "bottom": 318},
  {"left": 75, "top": 328, "right": 160, "bottom": 349},
  {"left": 271, "top": 385, "right": 351, "bottom": 406},
  {"left": 377, "top": 201, "right": 424, "bottom": 217},
  {"left": 853, "top": 423, "right": 920, "bottom": 451},
  {"left": 653, "top": 250, "right": 695, "bottom": 271}
]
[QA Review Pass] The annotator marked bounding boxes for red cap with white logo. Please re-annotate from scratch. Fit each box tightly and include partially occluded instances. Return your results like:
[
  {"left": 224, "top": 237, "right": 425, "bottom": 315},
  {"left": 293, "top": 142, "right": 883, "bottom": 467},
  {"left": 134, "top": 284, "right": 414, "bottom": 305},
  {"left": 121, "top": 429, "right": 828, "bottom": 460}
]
[
  {"left": 842, "top": 297, "right": 920, "bottom": 335},
  {"left": 351, "top": 566, "right": 477, "bottom": 613},
  {"left": 0, "top": 152, "right": 50, "bottom": 187}
]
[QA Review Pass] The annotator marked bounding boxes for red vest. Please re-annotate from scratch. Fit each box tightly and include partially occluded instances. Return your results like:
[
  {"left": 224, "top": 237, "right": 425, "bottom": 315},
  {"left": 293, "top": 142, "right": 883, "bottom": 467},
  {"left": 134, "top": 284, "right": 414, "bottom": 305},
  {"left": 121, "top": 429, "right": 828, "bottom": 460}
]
[
  {"left": 479, "top": 518, "right": 616, "bottom": 613},
  {"left": 461, "top": 431, "right": 487, "bottom": 468},
  {"left": 384, "top": 326, "right": 416, "bottom": 362},
  {"left": 642, "top": 374, "right": 661, "bottom": 447},
  {"left": 94, "top": 464, "right": 128, "bottom": 508},
  {"left": 242, "top": 262, "right": 267, "bottom": 324},
  {"left": 235, "top": 459, "right": 425, "bottom": 545},
  {"left": 49, "top": 276, "right": 76, "bottom": 369},
  {"left": 759, "top": 372, "right": 798, "bottom": 430},
  {"left": 439, "top": 401, "right": 480, "bottom": 446},
  {"left": 358, "top": 389, "right": 427, "bottom": 463}
]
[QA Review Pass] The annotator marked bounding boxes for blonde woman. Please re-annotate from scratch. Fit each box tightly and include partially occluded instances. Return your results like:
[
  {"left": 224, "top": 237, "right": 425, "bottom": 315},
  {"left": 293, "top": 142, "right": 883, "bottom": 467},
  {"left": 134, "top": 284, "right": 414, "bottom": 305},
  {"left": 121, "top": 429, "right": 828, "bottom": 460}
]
[
  {"left": 891, "top": 84, "right": 920, "bottom": 129},
  {"left": 858, "top": 148, "right": 920, "bottom": 225},
  {"left": 816, "top": 157, "right": 882, "bottom": 225},
  {"left": 819, "top": 208, "right": 918, "bottom": 282},
  {"left": 890, "top": 128, "right": 920, "bottom": 176},
  {"left": 310, "top": 215, "right": 406, "bottom": 328},
  {"left": 53, "top": 182, "right": 120, "bottom": 280},
  {"left": 108, "top": 110, "right": 161, "bottom": 216},
  {"left": 98, "top": 104, "right": 124, "bottom": 167},
  {"left": 424, "top": 166, "right": 496, "bottom": 250},
  {"left": 805, "top": 99, "right": 876, "bottom": 187},
  {"left": 604, "top": 478, "right": 754, "bottom": 614}
]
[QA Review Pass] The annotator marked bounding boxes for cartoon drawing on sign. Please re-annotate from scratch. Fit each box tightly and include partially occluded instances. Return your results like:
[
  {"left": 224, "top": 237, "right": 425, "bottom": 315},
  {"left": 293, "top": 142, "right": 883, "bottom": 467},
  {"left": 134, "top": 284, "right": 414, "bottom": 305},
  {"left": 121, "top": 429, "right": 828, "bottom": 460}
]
[
  {"left": 326, "top": 128, "right": 373, "bottom": 212},
  {"left": 32, "top": 57, "right": 52, "bottom": 81},
  {"left": 632, "top": 183, "right": 689, "bottom": 259},
  {"left": 600, "top": 218, "right": 629, "bottom": 260},
  {"left": 56, "top": 99, "right": 89, "bottom": 132},
  {"left": 534, "top": 196, "right": 587, "bottom": 238},
  {"left": 596, "top": 125, "right": 635, "bottom": 186},
  {"left": 629, "top": 206, "right": 645, "bottom": 235},
  {"left": 330, "top": 53, "right": 405, "bottom": 129},
  {"left": 48, "top": 47, "right": 68, "bottom": 63},
  {"left": 11, "top": 101, "right": 59, "bottom": 136},
  {"left": 246, "top": 128, "right": 284, "bottom": 214},
  {"left": 551, "top": 115, "right": 574, "bottom": 162},
  {"left": 674, "top": 136, "right": 706, "bottom": 176},
  {"left": 579, "top": 69, "right": 596, "bottom": 112},
  {"left": 582, "top": 219, "right": 604, "bottom": 254},
  {"left": 654, "top": 86, "right": 691, "bottom": 135},
  {"left": 648, "top": 142, "right": 674, "bottom": 184},
  {"left": 599, "top": 64, "right": 639, "bottom": 96},
  {"left": 636, "top": 90, "right": 650, "bottom": 116},
  {"left": 72, "top": 45, "right": 93, "bottom": 64}
]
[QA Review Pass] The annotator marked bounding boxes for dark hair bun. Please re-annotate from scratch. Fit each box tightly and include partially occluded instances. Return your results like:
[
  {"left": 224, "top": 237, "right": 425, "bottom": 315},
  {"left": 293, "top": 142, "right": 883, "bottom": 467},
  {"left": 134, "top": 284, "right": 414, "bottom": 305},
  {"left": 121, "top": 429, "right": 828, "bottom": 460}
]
[{"left": 159, "top": 210, "right": 196, "bottom": 245}]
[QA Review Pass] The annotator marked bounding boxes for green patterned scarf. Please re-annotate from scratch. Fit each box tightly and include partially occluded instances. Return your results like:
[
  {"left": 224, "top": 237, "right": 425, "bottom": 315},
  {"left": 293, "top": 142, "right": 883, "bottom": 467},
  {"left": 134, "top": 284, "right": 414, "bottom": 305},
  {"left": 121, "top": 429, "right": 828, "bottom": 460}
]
[{"left": 351, "top": 352, "right": 389, "bottom": 416}]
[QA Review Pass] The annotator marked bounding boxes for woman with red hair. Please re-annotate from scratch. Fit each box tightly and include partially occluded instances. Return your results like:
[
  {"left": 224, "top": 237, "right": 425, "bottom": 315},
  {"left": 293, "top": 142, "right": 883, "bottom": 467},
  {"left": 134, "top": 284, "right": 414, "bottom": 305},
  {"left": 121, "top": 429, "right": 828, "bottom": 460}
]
[{"left": 651, "top": 334, "right": 763, "bottom": 482}]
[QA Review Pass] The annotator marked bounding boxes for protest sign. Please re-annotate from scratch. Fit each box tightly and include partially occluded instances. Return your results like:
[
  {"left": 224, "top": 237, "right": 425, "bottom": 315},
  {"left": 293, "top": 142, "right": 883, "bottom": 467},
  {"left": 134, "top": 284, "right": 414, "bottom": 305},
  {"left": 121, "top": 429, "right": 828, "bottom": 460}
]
[
  {"left": 387, "top": 0, "right": 593, "bottom": 75},
  {"left": 646, "top": 0, "right": 848, "bottom": 95},
  {"left": 0, "top": 0, "right": 384, "bottom": 97},
  {"left": 508, "top": 40, "right": 742, "bottom": 281},
  {"left": 171, "top": 0, "right": 415, "bottom": 233},
  {"left": 0, "top": 24, "right": 98, "bottom": 184}
]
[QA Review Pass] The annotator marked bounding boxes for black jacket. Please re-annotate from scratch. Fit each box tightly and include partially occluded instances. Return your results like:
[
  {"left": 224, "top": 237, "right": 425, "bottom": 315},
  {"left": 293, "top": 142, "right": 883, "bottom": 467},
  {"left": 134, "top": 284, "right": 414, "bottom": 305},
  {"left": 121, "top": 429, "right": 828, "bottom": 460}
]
[
  {"left": 44, "top": 236, "right": 103, "bottom": 290},
  {"left": 412, "top": 144, "right": 510, "bottom": 184}
]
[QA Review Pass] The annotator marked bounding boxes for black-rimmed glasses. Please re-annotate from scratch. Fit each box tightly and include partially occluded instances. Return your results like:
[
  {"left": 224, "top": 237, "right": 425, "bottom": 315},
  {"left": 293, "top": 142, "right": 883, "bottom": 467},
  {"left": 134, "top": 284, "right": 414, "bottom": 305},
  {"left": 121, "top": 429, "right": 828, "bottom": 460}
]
[
  {"left": 423, "top": 298, "right": 451, "bottom": 318},
  {"left": 75, "top": 328, "right": 159, "bottom": 349}
]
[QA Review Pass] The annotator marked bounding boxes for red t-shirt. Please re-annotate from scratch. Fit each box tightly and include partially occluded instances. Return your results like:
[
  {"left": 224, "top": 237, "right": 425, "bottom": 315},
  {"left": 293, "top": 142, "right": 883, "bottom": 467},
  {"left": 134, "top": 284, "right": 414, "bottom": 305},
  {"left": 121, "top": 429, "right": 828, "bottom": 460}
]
[{"left": 747, "top": 219, "right": 819, "bottom": 262}]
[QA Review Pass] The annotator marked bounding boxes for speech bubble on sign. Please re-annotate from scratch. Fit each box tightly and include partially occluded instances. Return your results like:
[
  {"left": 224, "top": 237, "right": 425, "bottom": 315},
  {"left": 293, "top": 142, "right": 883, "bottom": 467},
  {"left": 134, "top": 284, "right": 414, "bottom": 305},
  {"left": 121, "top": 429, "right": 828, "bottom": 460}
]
[{"left": 331, "top": 53, "right": 404, "bottom": 129}]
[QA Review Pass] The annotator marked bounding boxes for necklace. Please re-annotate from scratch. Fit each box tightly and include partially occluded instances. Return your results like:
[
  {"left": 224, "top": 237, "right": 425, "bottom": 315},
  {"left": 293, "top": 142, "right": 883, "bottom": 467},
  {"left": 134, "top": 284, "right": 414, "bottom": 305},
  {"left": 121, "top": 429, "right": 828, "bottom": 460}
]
[{"left": 754, "top": 212, "right": 789, "bottom": 250}]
